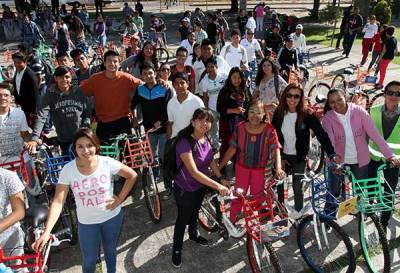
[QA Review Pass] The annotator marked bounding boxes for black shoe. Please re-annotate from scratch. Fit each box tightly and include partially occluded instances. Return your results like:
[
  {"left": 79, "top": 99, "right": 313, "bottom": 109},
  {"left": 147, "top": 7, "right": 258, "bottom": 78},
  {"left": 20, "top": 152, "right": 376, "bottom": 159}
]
[
  {"left": 189, "top": 235, "right": 209, "bottom": 246},
  {"left": 172, "top": 250, "right": 182, "bottom": 268}
]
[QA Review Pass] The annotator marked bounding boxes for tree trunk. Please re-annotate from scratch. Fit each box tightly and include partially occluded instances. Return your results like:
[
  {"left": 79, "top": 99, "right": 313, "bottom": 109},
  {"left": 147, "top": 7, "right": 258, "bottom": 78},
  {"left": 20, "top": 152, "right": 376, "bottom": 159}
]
[
  {"left": 231, "top": 0, "right": 239, "bottom": 12},
  {"left": 311, "top": 0, "right": 321, "bottom": 19},
  {"left": 15, "top": 0, "right": 26, "bottom": 13},
  {"left": 30, "top": 0, "right": 40, "bottom": 11}
]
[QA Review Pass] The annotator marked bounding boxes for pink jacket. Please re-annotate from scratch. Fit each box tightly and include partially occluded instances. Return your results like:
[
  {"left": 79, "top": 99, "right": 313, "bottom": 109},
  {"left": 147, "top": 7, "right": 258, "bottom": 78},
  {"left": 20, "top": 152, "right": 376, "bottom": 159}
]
[{"left": 322, "top": 103, "right": 393, "bottom": 167}]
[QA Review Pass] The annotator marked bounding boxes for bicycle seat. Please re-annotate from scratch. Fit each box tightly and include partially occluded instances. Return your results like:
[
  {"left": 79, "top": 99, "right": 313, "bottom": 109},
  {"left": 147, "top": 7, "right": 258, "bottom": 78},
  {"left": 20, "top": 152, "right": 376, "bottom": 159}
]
[
  {"left": 25, "top": 205, "right": 48, "bottom": 227},
  {"left": 343, "top": 68, "right": 354, "bottom": 75},
  {"left": 315, "top": 93, "right": 327, "bottom": 104}
]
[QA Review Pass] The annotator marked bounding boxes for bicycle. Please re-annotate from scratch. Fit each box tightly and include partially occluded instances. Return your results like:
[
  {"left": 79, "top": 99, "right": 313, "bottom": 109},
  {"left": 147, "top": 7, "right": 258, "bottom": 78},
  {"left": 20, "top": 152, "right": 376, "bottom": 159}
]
[
  {"left": 103, "top": 128, "right": 162, "bottom": 223},
  {"left": 306, "top": 62, "right": 332, "bottom": 105},
  {"left": 337, "top": 163, "right": 393, "bottom": 273}
]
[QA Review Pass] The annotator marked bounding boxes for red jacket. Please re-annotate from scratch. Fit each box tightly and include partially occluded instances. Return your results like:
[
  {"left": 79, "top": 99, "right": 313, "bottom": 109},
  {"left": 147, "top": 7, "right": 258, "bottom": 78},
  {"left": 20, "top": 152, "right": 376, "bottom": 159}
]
[{"left": 372, "top": 32, "right": 383, "bottom": 52}]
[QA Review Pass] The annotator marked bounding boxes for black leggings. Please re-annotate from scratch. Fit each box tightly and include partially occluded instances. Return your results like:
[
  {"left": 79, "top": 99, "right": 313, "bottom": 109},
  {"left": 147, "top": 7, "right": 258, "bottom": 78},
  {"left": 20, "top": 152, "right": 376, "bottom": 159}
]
[{"left": 96, "top": 117, "right": 131, "bottom": 144}]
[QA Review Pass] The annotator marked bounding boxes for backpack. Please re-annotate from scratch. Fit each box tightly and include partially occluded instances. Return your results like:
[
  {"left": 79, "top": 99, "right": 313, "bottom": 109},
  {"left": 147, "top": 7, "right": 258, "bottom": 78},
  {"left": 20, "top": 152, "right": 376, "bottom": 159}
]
[
  {"left": 163, "top": 136, "right": 197, "bottom": 181},
  {"left": 223, "top": 44, "right": 246, "bottom": 60}
]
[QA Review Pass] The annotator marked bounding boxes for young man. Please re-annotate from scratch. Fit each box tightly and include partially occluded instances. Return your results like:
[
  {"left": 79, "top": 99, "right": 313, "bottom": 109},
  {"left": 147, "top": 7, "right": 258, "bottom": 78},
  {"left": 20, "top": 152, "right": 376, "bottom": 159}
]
[
  {"left": 205, "top": 13, "right": 218, "bottom": 46},
  {"left": 122, "top": 2, "right": 134, "bottom": 19},
  {"left": 265, "top": 24, "right": 283, "bottom": 55},
  {"left": 236, "top": 9, "right": 248, "bottom": 37},
  {"left": 220, "top": 30, "right": 249, "bottom": 71},
  {"left": 199, "top": 57, "right": 227, "bottom": 150},
  {"left": 70, "top": 48, "right": 102, "bottom": 85},
  {"left": 79, "top": 4, "right": 91, "bottom": 35},
  {"left": 131, "top": 62, "right": 173, "bottom": 194},
  {"left": 245, "top": 11, "right": 256, "bottom": 34},
  {"left": 132, "top": 10, "right": 144, "bottom": 41},
  {"left": 180, "top": 31, "right": 196, "bottom": 55},
  {"left": 177, "top": 17, "right": 192, "bottom": 42},
  {"left": 12, "top": 52, "right": 39, "bottom": 126},
  {"left": 368, "top": 81, "right": 400, "bottom": 231},
  {"left": 170, "top": 47, "right": 196, "bottom": 93},
  {"left": 291, "top": 24, "right": 307, "bottom": 64},
  {"left": 376, "top": 26, "right": 398, "bottom": 89},
  {"left": 240, "top": 29, "right": 264, "bottom": 83},
  {"left": 167, "top": 73, "right": 204, "bottom": 139},
  {"left": 343, "top": 7, "right": 363, "bottom": 58},
  {"left": 26, "top": 66, "right": 91, "bottom": 154},
  {"left": 277, "top": 36, "right": 299, "bottom": 81},
  {"left": 0, "top": 87, "right": 30, "bottom": 164},
  {"left": 80, "top": 50, "right": 141, "bottom": 142},
  {"left": 21, "top": 13, "right": 44, "bottom": 48},
  {"left": 193, "top": 21, "right": 208, "bottom": 45}
]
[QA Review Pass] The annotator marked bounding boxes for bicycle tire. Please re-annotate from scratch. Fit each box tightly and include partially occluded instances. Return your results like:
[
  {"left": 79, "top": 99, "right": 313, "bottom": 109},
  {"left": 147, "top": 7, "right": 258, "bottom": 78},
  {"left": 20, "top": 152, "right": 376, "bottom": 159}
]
[
  {"left": 307, "top": 82, "right": 331, "bottom": 105},
  {"left": 246, "top": 233, "right": 283, "bottom": 273},
  {"left": 368, "top": 92, "right": 384, "bottom": 113},
  {"left": 358, "top": 212, "right": 390, "bottom": 273},
  {"left": 297, "top": 214, "right": 356, "bottom": 273},
  {"left": 331, "top": 74, "right": 345, "bottom": 90},
  {"left": 62, "top": 193, "right": 78, "bottom": 245},
  {"left": 142, "top": 167, "right": 162, "bottom": 223},
  {"left": 156, "top": 47, "right": 169, "bottom": 64},
  {"left": 198, "top": 193, "right": 219, "bottom": 232},
  {"left": 350, "top": 92, "right": 370, "bottom": 111}
]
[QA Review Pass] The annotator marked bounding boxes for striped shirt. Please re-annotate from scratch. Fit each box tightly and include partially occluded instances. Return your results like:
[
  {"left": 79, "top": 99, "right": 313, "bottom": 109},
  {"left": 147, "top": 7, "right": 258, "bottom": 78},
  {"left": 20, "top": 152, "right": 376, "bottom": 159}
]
[{"left": 230, "top": 121, "right": 279, "bottom": 169}]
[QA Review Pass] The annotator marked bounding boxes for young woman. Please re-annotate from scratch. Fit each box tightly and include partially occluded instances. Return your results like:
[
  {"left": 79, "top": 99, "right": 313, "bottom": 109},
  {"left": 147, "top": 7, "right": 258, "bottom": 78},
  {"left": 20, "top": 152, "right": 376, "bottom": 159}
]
[
  {"left": 185, "top": 42, "right": 201, "bottom": 68},
  {"left": 125, "top": 33, "right": 141, "bottom": 58},
  {"left": 93, "top": 14, "right": 107, "bottom": 47},
  {"left": 158, "top": 62, "right": 174, "bottom": 92},
  {"left": 219, "top": 100, "right": 285, "bottom": 223},
  {"left": 68, "top": 15, "right": 86, "bottom": 52},
  {"left": 53, "top": 16, "right": 72, "bottom": 53},
  {"left": 368, "top": 24, "right": 387, "bottom": 74},
  {"left": 33, "top": 128, "right": 137, "bottom": 273},
  {"left": 216, "top": 67, "right": 251, "bottom": 159},
  {"left": 272, "top": 84, "right": 338, "bottom": 212},
  {"left": 322, "top": 88, "right": 398, "bottom": 198},
  {"left": 121, "top": 40, "right": 159, "bottom": 78},
  {"left": 172, "top": 108, "right": 229, "bottom": 268},
  {"left": 360, "top": 15, "right": 378, "bottom": 66},
  {"left": 253, "top": 57, "right": 287, "bottom": 117}
]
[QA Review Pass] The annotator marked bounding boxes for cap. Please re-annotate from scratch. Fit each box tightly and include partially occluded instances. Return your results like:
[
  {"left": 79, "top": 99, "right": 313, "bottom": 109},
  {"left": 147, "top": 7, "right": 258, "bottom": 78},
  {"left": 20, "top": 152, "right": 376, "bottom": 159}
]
[
  {"left": 54, "top": 66, "right": 71, "bottom": 77},
  {"left": 32, "top": 62, "right": 44, "bottom": 75},
  {"left": 182, "top": 17, "right": 190, "bottom": 23},
  {"left": 285, "top": 35, "right": 294, "bottom": 42},
  {"left": 296, "top": 24, "right": 303, "bottom": 29}
]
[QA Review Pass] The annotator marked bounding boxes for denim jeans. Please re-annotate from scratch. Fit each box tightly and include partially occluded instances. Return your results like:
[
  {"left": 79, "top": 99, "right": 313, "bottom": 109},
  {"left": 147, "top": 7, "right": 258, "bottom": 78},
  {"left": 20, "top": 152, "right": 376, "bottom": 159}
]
[
  {"left": 148, "top": 132, "right": 167, "bottom": 180},
  {"left": 172, "top": 185, "right": 205, "bottom": 252},
  {"left": 368, "top": 160, "right": 399, "bottom": 228},
  {"left": 78, "top": 209, "right": 123, "bottom": 273}
]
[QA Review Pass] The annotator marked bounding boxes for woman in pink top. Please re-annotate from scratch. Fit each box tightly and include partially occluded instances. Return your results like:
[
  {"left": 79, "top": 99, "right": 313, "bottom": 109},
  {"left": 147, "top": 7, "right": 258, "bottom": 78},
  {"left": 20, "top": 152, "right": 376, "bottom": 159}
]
[
  {"left": 321, "top": 89, "right": 398, "bottom": 198},
  {"left": 255, "top": 3, "right": 266, "bottom": 32}
]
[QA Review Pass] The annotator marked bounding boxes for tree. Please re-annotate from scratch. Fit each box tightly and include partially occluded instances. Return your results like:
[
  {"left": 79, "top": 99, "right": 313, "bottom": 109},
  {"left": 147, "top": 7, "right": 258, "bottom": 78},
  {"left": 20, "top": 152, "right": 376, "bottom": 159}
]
[{"left": 311, "top": 0, "right": 321, "bottom": 19}]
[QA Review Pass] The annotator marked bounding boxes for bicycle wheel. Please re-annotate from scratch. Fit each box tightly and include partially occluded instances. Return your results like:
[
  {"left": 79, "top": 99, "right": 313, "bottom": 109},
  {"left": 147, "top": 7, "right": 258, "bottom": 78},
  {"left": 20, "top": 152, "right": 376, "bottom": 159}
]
[
  {"left": 246, "top": 234, "right": 283, "bottom": 273},
  {"left": 331, "top": 74, "right": 345, "bottom": 90},
  {"left": 368, "top": 92, "right": 384, "bottom": 113},
  {"left": 61, "top": 193, "right": 78, "bottom": 245},
  {"left": 307, "top": 135, "right": 324, "bottom": 174},
  {"left": 350, "top": 92, "right": 370, "bottom": 111},
  {"left": 297, "top": 214, "right": 356, "bottom": 273},
  {"left": 307, "top": 82, "right": 331, "bottom": 105},
  {"left": 142, "top": 167, "right": 162, "bottom": 223},
  {"left": 358, "top": 212, "right": 390, "bottom": 273},
  {"left": 156, "top": 47, "right": 169, "bottom": 64},
  {"left": 198, "top": 192, "right": 219, "bottom": 232}
]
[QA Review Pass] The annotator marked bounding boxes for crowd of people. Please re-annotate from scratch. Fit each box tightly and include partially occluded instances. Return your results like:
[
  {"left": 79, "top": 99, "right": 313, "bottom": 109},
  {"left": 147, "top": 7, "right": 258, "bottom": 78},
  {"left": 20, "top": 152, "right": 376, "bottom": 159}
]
[{"left": 0, "top": 1, "right": 399, "bottom": 273}]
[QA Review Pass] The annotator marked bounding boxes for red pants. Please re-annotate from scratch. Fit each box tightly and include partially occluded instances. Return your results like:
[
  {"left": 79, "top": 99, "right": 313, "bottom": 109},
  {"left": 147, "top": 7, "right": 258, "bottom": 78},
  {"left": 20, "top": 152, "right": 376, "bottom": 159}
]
[
  {"left": 230, "top": 163, "right": 265, "bottom": 222},
  {"left": 361, "top": 38, "right": 373, "bottom": 65},
  {"left": 378, "top": 59, "right": 391, "bottom": 85}
]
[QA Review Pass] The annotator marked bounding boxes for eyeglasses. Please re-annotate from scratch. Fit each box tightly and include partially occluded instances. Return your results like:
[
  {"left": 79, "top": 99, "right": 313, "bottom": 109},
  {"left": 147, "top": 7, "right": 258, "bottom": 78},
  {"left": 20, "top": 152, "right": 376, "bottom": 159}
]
[
  {"left": 286, "top": 93, "right": 301, "bottom": 99},
  {"left": 161, "top": 68, "right": 170, "bottom": 72},
  {"left": 247, "top": 32, "right": 254, "bottom": 35},
  {"left": 386, "top": 90, "right": 400, "bottom": 97}
]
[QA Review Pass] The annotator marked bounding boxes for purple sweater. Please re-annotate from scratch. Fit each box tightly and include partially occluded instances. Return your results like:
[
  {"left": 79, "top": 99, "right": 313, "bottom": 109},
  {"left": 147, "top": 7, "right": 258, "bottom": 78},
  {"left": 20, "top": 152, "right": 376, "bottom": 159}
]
[{"left": 322, "top": 103, "right": 393, "bottom": 167}]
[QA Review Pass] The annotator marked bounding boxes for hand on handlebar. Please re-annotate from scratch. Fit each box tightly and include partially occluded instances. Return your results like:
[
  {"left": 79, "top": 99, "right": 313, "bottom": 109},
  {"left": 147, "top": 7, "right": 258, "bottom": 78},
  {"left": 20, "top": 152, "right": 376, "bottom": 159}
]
[
  {"left": 217, "top": 184, "right": 230, "bottom": 196},
  {"left": 221, "top": 178, "right": 230, "bottom": 187},
  {"left": 32, "top": 231, "right": 51, "bottom": 252},
  {"left": 387, "top": 156, "right": 400, "bottom": 167},
  {"left": 25, "top": 140, "right": 38, "bottom": 154}
]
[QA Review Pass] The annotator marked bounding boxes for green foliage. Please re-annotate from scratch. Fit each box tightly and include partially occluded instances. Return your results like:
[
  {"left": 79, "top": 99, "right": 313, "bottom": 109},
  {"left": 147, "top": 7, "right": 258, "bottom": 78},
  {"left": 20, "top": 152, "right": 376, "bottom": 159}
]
[
  {"left": 373, "top": 0, "right": 392, "bottom": 24},
  {"left": 319, "top": 4, "right": 343, "bottom": 24}
]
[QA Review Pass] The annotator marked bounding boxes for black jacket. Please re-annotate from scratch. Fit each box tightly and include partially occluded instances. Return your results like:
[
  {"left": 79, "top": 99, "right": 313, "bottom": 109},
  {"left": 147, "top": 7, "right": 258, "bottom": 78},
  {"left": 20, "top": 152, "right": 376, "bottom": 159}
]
[
  {"left": 12, "top": 67, "right": 39, "bottom": 119},
  {"left": 272, "top": 112, "right": 336, "bottom": 162}
]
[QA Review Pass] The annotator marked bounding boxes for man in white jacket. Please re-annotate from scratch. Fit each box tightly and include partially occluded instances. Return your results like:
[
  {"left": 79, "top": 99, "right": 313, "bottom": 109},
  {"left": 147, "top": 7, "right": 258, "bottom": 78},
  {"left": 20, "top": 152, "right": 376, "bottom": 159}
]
[{"left": 291, "top": 24, "right": 307, "bottom": 64}]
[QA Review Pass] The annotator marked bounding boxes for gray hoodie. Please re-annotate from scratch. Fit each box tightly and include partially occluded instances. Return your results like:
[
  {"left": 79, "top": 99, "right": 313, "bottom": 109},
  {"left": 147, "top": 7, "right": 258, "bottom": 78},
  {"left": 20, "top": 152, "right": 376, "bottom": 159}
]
[{"left": 32, "top": 86, "right": 91, "bottom": 143}]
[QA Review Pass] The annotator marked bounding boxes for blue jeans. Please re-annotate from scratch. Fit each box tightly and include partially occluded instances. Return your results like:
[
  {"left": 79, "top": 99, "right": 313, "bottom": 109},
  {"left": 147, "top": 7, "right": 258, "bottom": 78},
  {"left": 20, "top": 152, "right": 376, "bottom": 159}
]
[
  {"left": 78, "top": 209, "right": 123, "bottom": 273},
  {"left": 149, "top": 132, "right": 167, "bottom": 180}
]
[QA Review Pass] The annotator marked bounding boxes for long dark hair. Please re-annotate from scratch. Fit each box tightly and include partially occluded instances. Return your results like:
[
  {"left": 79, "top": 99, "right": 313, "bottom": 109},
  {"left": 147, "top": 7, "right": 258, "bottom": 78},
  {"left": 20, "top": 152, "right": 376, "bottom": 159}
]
[
  {"left": 323, "top": 88, "right": 346, "bottom": 114},
  {"left": 136, "top": 41, "right": 159, "bottom": 70},
  {"left": 255, "top": 57, "right": 279, "bottom": 86},
  {"left": 222, "top": 67, "right": 247, "bottom": 93},
  {"left": 176, "top": 108, "right": 214, "bottom": 146},
  {"left": 274, "top": 83, "right": 306, "bottom": 129},
  {"left": 72, "top": 128, "right": 101, "bottom": 157},
  {"left": 191, "top": 43, "right": 201, "bottom": 65}
]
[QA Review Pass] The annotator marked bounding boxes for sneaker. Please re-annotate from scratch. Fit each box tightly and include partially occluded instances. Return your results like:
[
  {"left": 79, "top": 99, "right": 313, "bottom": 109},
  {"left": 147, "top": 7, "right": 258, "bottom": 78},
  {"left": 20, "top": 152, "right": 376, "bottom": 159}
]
[
  {"left": 172, "top": 250, "right": 182, "bottom": 268},
  {"left": 189, "top": 235, "right": 209, "bottom": 246},
  {"left": 162, "top": 189, "right": 173, "bottom": 200}
]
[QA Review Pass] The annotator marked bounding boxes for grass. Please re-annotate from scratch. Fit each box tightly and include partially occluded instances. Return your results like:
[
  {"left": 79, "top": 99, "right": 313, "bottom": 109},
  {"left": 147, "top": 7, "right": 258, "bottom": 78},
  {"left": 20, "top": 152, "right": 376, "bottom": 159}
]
[{"left": 305, "top": 25, "right": 400, "bottom": 65}]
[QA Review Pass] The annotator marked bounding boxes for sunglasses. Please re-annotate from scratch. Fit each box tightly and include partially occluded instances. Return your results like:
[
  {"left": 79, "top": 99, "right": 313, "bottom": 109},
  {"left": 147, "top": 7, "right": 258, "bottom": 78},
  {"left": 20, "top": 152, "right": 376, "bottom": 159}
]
[
  {"left": 286, "top": 93, "right": 301, "bottom": 99},
  {"left": 386, "top": 90, "right": 400, "bottom": 97}
]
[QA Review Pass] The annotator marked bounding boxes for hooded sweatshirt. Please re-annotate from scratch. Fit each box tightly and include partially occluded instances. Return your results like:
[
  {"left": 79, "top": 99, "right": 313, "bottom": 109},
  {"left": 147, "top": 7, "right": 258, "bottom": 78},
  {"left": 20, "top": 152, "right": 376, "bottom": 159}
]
[{"left": 32, "top": 86, "right": 91, "bottom": 143}]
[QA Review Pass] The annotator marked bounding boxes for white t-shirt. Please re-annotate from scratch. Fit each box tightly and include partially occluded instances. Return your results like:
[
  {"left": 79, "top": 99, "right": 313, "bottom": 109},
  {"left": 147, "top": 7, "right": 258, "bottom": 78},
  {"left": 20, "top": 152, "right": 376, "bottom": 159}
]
[
  {"left": 194, "top": 56, "right": 230, "bottom": 94},
  {"left": 167, "top": 92, "right": 204, "bottom": 137},
  {"left": 199, "top": 73, "right": 227, "bottom": 111},
  {"left": 281, "top": 112, "right": 297, "bottom": 155},
  {"left": 0, "top": 107, "right": 29, "bottom": 164},
  {"left": 58, "top": 156, "right": 124, "bottom": 224},
  {"left": 180, "top": 39, "right": 194, "bottom": 55},
  {"left": 240, "top": 38, "right": 262, "bottom": 62},
  {"left": 220, "top": 43, "right": 248, "bottom": 69},
  {"left": 362, "top": 23, "right": 378, "bottom": 39},
  {"left": 291, "top": 33, "right": 307, "bottom": 53},
  {"left": 246, "top": 17, "right": 256, "bottom": 32},
  {"left": 335, "top": 110, "right": 358, "bottom": 164}
]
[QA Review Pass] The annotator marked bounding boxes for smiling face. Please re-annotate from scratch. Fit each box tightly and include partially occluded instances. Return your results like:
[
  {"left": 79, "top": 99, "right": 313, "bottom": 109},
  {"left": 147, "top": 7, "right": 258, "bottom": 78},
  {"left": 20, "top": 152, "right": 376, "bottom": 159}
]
[
  {"left": 285, "top": 87, "right": 302, "bottom": 112},
  {"left": 75, "top": 136, "right": 97, "bottom": 162},
  {"left": 55, "top": 72, "right": 72, "bottom": 91},
  {"left": 158, "top": 64, "right": 171, "bottom": 80},
  {"left": 73, "top": 53, "right": 89, "bottom": 70},
  {"left": 201, "top": 44, "right": 213, "bottom": 60},
  {"left": 173, "top": 77, "right": 189, "bottom": 97},
  {"left": 104, "top": 55, "right": 120, "bottom": 73},
  {"left": 0, "top": 88, "right": 12, "bottom": 110},
  {"left": 176, "top": 50, "right": 188, "bottom": 65},
  {"left": 328, "top": 91, "right": 347, "bottom": 114},
  {"left": 230, "top": 71, "right": 242, "bottom": 89},
  {"left": 141, "top": 68, "right": 156, "bottom": 85},
  {"left": 192, "top": 117, "right": 212, "bottom": 136},
  {"left": 247, "top": 102, "right": 265, "bottom": 125},
  {"left": 143, "top": 44, "right": 154, "bottom": 58},
  {"left": 262, "top": 60, "right": 273, "bottom": 76},
  {"left": 384, "top": 84, "right": 400, "bottom": 108}
]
